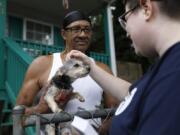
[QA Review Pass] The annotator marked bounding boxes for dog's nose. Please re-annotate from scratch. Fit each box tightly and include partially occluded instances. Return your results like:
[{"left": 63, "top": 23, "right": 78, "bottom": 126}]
[{"left": 87, "top": 66, "right": 90, "bottom": 72}]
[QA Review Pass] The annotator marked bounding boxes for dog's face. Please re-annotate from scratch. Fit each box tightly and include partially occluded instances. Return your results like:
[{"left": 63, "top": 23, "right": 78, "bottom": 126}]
[{"left": 55, "top": 58, "right": 90, "bottom": 82}]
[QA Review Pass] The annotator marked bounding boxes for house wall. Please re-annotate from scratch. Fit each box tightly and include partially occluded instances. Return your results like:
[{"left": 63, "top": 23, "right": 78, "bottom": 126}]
[
  {"left": 8, "top": 16, "right": 23, "bottom": 39},
  {"left": 0, "top": 43, "right": 5, "bottom": 90},
  {"left": 116, "top": 61, "right": 143, "bottom": 83}
]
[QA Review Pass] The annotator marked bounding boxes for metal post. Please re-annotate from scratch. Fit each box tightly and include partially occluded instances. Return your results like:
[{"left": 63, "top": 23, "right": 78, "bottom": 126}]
[
  {"left": 106, "top": 5, "right": 117, "bottom": 76},
  {"left": 24, "top": 108, "right": 116, "bottom": 127},
  {"left": 12, "top": 105, "right": 25, "bottom": 135},
  {"left": 36, "top": 115, "right": 41, "bottom": 135},
  {"left": 103, "top": 6, "right": 117, "bottom": 76}
]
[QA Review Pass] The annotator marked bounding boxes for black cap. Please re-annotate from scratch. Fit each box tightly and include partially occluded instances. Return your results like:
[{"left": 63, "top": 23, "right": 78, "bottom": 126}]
[{"left": 62, "top": 10, "right": 91, "bottom": 29}]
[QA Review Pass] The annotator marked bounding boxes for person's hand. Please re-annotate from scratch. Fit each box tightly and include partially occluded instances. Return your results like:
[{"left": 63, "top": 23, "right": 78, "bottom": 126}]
[
  {"left": 24, "top": 88, "right": 73, "bottom": 115},
  {"left": 24, "top": 94, "right": 50, "bottom": 115},
  {"left": 66, "top": 50, "right": 94, "bottom": 68}
]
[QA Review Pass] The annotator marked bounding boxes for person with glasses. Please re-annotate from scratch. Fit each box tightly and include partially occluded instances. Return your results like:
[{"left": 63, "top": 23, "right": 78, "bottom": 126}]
[
  {"left": 67, "top": 0, "right": 180, "bottom": 134},
  {"left": 16, "top": 10, "right": 118, "bottom": 135}
]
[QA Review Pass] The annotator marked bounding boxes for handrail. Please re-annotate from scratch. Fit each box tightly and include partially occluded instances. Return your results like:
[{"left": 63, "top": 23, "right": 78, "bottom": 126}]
[
  {"left": 14, "top": 39, "right": 64, "bottom": 58},
  {"left": 14, "top": 39, "right": 110, "bottom": 65},
  {"left": 2, "top": 37, "right": 33, "bottom": 105},
  {"left": 12, "top": 105, "right": 116, "bottom": 135},
  {"left": 3, "top": 38, "right": 33, "bottom": 65},
  {"left": 89, "top": 51, "right": 109, "bottom": 65}
]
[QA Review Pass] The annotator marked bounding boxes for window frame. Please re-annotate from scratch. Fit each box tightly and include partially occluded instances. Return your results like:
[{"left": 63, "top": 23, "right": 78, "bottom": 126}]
[{"left": 23, "top": 18, "right": 54, "bottom": 45}]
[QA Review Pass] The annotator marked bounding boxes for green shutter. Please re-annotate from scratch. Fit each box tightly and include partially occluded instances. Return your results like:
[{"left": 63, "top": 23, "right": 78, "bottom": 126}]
[
  {"left": 53, "top": 26, "right": 64, "bottom": 46},
  {"left": 8, "top": 16, "right": 23, "bottom": 40}
]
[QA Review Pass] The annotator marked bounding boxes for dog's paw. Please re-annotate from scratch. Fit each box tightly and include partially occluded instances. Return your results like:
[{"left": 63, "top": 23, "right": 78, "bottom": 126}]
[
  {"left": 76, "top": 93, "right": 85, "bottom": 102},
  {"left": 52, "top": 107, "right": 62, "bottom": 113},
  {"left": 71, "top": 92, "right": 85, "bottom": 102},
  {"left": 45, "top": 124, "right": 55, "bottom": 135},
  {"left": 78, "top": 96, "right": 85, "bottom": 102},
  {"left": 55, "top": 108, "right": 62, "bottom": 113}
]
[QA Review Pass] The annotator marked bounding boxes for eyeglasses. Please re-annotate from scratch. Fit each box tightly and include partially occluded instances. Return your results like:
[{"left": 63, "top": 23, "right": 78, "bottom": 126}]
[
  {"left": 118, "top": 4, "right": 139, "bottom": 30},
  {"left": 118, "top": 0, "right": 163, "bottom": 30},
  {"left": 65, "top": 26, "right": 92, "bottom": 35}
]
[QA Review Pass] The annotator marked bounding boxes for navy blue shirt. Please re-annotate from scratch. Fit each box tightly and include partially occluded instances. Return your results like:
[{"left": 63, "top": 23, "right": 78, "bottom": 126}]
[{"left": 110, "top": 42, "right": 180, "bottom": 135}]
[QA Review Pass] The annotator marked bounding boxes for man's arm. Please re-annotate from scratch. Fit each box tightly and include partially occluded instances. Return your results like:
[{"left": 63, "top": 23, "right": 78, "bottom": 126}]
[{"left": 16, "top": 55, "right": 51, "bottom": 114}]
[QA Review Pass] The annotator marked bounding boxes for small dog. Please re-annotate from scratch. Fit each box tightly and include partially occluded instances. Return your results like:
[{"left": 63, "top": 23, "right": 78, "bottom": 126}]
[
  {"left": 40, "top": 58, "right": 90, "bottom": 135},
  {"left": 44, "top": 58, "right": 90, "bottom": 113}
]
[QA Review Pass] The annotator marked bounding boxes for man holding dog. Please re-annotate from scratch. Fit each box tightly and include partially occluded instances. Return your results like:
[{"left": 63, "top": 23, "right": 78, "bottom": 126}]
[{"left": 16, "top": 10, "right": 118, "bottom": 134}]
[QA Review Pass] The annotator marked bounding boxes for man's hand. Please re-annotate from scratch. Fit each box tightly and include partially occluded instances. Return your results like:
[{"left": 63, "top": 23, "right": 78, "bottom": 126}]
[
  {"left": 25, "top": 93, "right": 50, "bottom": 115},
  {"left": 25, "top": 88, "right": 73, "bottom": 115}
]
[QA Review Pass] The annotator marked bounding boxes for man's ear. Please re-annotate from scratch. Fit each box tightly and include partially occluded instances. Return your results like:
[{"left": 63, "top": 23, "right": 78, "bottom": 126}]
[
  {"left": 61, "top": 29, "right": 67, "bottom": 40},
  {"left": 139, "top": 0, "right": 153, "bottom": 21}
]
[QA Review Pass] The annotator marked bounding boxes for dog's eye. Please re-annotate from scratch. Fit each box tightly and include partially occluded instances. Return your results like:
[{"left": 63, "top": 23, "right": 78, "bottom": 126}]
[{"left": 74, "top": 64, "right": 80, "bottom": 67}]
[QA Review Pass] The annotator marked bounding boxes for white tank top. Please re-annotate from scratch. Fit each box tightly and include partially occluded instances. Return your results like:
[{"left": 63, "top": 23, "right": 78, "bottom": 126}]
[{"left": 48, "top": 53, "right": 103, "bottom": 120}]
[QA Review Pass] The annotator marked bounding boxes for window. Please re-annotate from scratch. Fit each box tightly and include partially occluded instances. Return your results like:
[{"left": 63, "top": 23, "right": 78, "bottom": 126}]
[{"left": 24, "top": 19, "right": 53, "bottom": 45}]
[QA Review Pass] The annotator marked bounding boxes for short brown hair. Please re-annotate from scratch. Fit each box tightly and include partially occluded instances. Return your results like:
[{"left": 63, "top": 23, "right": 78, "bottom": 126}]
[{"left": 123, "top": 0, "right": 180, "bottom": 20}]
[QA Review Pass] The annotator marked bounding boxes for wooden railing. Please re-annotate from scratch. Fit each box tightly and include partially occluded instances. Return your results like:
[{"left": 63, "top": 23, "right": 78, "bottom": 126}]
[
  {"left": 1, "top": 37, "right": 34, "bottom": 135},
  {"left": 14, "top": 39, "right": 110, "bottom": 65}
]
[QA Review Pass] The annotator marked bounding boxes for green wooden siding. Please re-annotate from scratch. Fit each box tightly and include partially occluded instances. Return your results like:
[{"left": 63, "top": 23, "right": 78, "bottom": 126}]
[
  {"left": 0, "top": 0, "right": 6, "bottom": 38},
  {"left": 0, "top": 43, "right": 5, "bottom": 90},
  {"left": 0, "top": 0, "right": 7, "bottom": 90},
  {"left": 103, "top": 9, "right": 110, "bottom": 57},
  {"left": 53, "top": 26, "right": 64, "bottom": 47},
  {"left": 8, "top": 16, "right": 23, "bottom": 40}
]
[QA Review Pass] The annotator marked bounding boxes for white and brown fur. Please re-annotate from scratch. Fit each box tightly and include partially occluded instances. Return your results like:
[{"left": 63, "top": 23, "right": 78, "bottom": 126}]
[
  {"left": 44, "top": 58, "right": 90, "bottom": 113},
  {"left": 43, "top": 58, "right": 90, "bottom": 135}
]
